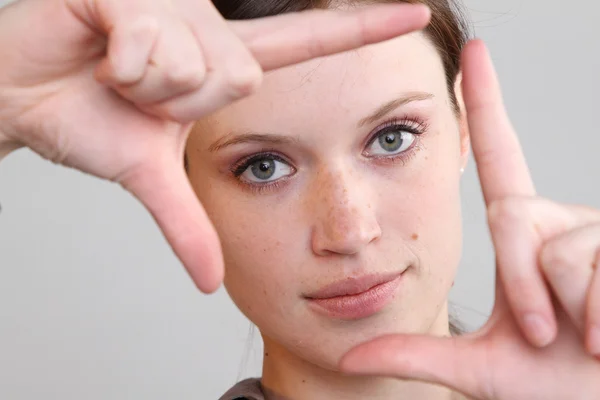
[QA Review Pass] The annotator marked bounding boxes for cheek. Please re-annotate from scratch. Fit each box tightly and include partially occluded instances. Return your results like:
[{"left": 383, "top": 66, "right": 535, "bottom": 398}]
[
  {"left": 411, "top": 129, "right": 463, "bottom": 282},
  {"left": 196, "top": 185, "right": 306, "bottom": 321},
  {"left": 383, "top": 128, "right": 463, "bottom": 283}
]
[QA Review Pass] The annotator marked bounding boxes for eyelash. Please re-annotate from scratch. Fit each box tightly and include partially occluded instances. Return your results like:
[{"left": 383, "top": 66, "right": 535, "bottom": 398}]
[
  {"left": 363, "top": 116, "right": 428, "bottom": 165},
  {"left": 230, "top": 151, "right": 295, "bottom": 194},
  {"left": 230, "top": 116, "right": 429, "bottom": 193}
]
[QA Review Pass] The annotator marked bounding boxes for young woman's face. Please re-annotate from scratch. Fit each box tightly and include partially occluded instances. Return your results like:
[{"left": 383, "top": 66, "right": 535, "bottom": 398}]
[{"left": 187, "top": 32, "right": 469, "bottom": 370}]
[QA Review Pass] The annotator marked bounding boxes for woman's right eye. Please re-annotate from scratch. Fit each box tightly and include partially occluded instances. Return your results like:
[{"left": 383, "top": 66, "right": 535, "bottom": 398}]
[{"left": 236, "top": 156, "right": 294, "bottom": 183}]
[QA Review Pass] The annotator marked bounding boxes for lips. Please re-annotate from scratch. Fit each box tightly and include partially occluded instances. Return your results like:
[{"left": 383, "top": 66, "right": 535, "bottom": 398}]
[{"left": 304, "top": 271, "right": 404, "bottom": 320}]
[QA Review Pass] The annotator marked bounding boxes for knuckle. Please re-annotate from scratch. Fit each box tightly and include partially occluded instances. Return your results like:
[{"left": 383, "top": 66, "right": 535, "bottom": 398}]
[
  {"left": 306, "top": 22, "right": 328, "bottom": 59},
  {"left": 163, "top": 62, "right": 206, "bottom": 88},
  {"left": 540, "top": 243, "right": 574, "bottom": 278},
  {"left": 222, "top": 62, "right": 263, "bottom": 98},
  {"left": 354, "top": 8, "right": 369, "bottom": 47},
  {"left": 141, "top": 101, "right": 182, "bottom": 123},
  {"left": 157, "top": 104, "right": 186, "bottom": 123},
  {"left": 487, "top": 197, "right": 531, "bottom": 227},
  {"left": 504, "top": 276, "right": 541, "bottom": 309}
]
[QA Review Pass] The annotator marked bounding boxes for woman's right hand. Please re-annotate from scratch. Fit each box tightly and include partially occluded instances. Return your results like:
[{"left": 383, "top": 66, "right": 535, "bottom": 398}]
[{"left": 0, "top": 0, "right": 430, "bottom": 293}]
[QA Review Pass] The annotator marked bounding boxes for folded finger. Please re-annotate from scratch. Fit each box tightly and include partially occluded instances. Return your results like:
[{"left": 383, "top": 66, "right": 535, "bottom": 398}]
[
  {"left": 491, "top": 197, "right": 600, "bottom": 347},
  {"left": 95, "top": 14, "right": 159, "bottom": 85},
  {"left": 144, "top": 0, "right": 263, "bottom": 122},
  {"left": 112, "top": 17, "right": 207, "bottom": 105},
  {"left": 586, "top": 250, "right": 600, "bottom": 358},
  {"left": 489, "top": 197, "right": 558, "bottom": 347},
  {"left": 539, "top": 223, "right": 600, "bottom": 333}
]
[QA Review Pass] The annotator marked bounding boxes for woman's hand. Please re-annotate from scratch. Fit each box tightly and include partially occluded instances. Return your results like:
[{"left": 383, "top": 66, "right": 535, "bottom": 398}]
[
  {"left": 0, "top": 0, "right": 430, "bottom": 293},
  {"left": 339, "top": 40, "right": 600, "bottom": 400}
]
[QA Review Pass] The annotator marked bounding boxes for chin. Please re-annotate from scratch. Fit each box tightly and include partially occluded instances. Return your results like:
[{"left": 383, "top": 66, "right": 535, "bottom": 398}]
[{"left": 275, "top": 311, "right": 423, "bottom": 372}]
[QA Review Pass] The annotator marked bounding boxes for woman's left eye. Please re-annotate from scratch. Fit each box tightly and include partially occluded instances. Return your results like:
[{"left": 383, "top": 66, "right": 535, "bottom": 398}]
[{"left": 366, "top": 128, "right": 416, "bottom": 156}]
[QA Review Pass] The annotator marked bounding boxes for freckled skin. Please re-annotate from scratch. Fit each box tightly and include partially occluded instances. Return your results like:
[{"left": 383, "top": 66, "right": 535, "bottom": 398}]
[{"left": 187, "top": 31, "right": 469, "bottom": 399}]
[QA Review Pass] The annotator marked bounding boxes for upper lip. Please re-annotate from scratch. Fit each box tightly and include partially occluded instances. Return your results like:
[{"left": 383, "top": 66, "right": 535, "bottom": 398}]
[{"left": 304, "top": 271, "right": 404, "bottom": 299}]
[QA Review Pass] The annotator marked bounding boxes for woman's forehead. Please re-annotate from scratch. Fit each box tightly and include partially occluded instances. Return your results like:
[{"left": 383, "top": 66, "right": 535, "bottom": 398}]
[{"left": 197, "top": 33, "right": 446, "bottom": 143}]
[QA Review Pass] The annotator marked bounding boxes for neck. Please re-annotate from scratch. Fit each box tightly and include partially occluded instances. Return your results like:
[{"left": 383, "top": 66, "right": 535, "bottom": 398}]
[{"left": 261, "top": 308, "right": 464, "bottom": 400}]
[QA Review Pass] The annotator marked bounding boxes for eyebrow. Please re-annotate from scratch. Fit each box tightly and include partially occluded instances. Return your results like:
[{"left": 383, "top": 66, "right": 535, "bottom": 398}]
[
  {"left": 207, "top": 91, "right": 435, "bottom": 152},
  {"left": 357, "top": 91, "right": 435, "bottom": 128},
  {"left": 208, "top": 132, "right": 298, "bottom": 152}
]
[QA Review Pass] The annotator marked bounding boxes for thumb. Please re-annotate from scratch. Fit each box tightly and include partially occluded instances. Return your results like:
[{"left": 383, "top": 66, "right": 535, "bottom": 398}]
[
  {"left": 120, "top": 159, "right": 224, "bottom": 294},
  {"left": 339, "top": 334, "right": 487, "bottom": 399}
]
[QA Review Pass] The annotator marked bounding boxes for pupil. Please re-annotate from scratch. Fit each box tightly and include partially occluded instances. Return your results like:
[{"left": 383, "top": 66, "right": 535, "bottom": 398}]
[
  {"left": 259, "top": 162, "right": 270, "bottom": 172},
  {"left": 251, "top": 158, "right": 276, "bottom": 180},
  {"left": 378, "top": 131, "right": 403, "bottom": 152}
]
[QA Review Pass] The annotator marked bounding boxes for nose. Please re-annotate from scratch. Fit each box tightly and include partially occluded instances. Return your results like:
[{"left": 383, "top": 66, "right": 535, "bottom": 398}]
[{"left": 310, "top": 168, "right": 382, "bottom": 256}]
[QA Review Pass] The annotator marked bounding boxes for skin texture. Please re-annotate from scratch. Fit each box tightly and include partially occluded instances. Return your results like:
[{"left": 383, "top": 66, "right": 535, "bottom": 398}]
[
  {"left": 1, "top": 1, "right": 600, "bottom": 399},
  {"left": 339, "top": 40, "right": 600, "bottom": 400},
  {"left": 186, "top": 32, "right": 469, "bottom": 399},
  {"left": 0, "top": 0, "right": 431, "bottom": 293}
]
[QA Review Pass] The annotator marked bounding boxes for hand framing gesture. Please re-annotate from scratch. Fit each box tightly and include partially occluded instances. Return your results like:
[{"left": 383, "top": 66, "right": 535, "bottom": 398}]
[
  {"left": 340, "top": 40, "right": 600, "bottom": 400},
  {"left": 0, "top": 0, "right": 430, "bottom": 292}
]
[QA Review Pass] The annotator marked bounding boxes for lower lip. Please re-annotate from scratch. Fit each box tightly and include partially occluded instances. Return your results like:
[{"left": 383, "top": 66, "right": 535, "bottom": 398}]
[{"left": 307, "top": 275, "right": 402, "bottom": 320}]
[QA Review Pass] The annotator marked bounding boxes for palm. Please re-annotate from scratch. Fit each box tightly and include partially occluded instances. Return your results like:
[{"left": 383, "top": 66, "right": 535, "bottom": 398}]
[{"left": 16, "top": 68, "right": 187, "bottom": 181}]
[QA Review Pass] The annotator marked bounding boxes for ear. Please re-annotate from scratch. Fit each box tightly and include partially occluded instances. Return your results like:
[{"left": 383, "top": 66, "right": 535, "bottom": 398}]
[{"left": 454, "top": 72, "right": 470, "bottom": 173}]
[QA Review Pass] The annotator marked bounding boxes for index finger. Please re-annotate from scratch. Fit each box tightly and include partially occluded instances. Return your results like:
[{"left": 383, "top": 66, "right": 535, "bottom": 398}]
[
  {"left": 462, "top": 39, "right": 536, "bottom": 205},
  {"left": 230, "top": 3, "right": 431, "bottom": 71},
  {"left": 463, "top": 41, "right": 559, "bottom": 347}
]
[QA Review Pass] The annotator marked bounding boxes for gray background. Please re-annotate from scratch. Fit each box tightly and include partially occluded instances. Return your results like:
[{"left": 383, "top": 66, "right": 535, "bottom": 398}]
[{"left": 1, "top": 0, "right": 598, "bottom": 399}]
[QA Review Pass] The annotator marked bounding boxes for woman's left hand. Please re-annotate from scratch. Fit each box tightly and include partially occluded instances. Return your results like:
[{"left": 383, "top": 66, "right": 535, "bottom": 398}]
[{"left": 339, "top": 40, "right": 600, "bottom": 400}]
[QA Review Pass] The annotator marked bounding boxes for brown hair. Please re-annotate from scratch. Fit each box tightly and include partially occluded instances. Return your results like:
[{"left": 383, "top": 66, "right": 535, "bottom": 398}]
[{"left": 210, "top": 0, "right": 471, "bottom": 335}]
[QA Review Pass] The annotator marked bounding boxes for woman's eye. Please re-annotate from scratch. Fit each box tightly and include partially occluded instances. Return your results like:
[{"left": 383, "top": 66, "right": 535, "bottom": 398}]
[
  {"left": 367, "top": 128, "right": 416, "bottom": 156},
  {"left": 240, "top": 157, "right": 294, "bottom": 183}
]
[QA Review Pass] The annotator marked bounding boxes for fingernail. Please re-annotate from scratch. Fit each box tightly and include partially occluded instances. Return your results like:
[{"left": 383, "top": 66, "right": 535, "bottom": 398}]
[
  {"left": 523, "top": 313, "right": 554, "bottom": 347},
  {"left": 588, "top": 325, "right": 600, "bottom": 357}
]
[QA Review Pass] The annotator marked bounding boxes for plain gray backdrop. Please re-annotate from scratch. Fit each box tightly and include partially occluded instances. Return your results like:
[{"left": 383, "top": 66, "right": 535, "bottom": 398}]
[{"left": 1, "top": 0, "right": 598, "bottom": 399}]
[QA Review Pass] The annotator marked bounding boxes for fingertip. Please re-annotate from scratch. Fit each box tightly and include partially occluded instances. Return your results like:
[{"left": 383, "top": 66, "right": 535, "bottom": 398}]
[
  {"left": 122, "top": 161, "right": 225, "bottom": 295},
  {"left": 586, "top": 325, "right": 600, "bottom": 357},
  {"left": 465, "top": 38, "right": 487, "bottom": 51},
  {"left": 460, "top": 39, "right": 489, "bottom": 77},
  {"left": 169, "top": 213, "right": 225, "bottom": 295},
  {"left": 338, "top": 350, "right": 361, "bottom": 374},
  {"left": 191, "top": 233, "right": 225, "bottom": 294},
  {"left": 362, "top": 2, "right": 433, "bottom": 43},
  {"left": 193, "top": 268, "right": 224, "bottom": 294},
  {"left": 338, "top": 339, "right": 390, "bottom": 376},
  {"left": 394, "top": 3, "right": 430, "bottom": 25},
  {"left": 522, "top": 313, "right": 557, "bottom": 348},
  {"left": 399, "top": 3, "right": 432, "bottom": 29},
  {"left": 417, "top": 3, "right": 432, "bottom": 23}
]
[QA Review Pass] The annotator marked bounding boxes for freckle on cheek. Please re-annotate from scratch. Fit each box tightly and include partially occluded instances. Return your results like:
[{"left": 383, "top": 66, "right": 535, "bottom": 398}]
[{"left": 411, "top": 233, "right": 419, "bottom": 240}]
